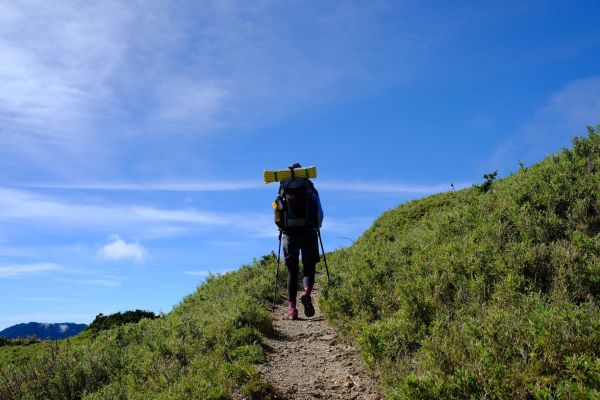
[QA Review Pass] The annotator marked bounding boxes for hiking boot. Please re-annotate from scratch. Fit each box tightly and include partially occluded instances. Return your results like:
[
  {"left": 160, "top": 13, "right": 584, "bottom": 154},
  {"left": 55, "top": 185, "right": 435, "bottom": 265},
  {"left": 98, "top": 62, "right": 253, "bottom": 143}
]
[
  {"left": 288, "top": 301, "right": 299, "bottom": 320},
  {"left": 300, "top": 292, "right": 315, "bottom": 317}
]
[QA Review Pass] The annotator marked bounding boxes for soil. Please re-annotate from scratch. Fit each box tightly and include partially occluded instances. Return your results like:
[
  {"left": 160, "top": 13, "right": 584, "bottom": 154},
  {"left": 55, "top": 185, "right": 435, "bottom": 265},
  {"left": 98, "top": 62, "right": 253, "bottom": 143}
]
[{"left": 260, "top": 289, "right": 384, "bottom": 400}]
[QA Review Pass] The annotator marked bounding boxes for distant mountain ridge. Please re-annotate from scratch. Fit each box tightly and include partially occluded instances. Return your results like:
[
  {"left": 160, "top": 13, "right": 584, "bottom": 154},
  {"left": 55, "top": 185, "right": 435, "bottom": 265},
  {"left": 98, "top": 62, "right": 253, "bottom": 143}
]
[{"left": 0, "top": 322, "right": 87, "bottom": 340}]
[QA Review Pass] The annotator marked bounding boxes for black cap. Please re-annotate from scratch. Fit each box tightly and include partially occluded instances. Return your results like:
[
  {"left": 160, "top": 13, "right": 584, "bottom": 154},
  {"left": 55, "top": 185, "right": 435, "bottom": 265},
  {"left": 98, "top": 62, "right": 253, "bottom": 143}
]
[{"left": 288, "top": 162, "right": 302, "bottom": 169}]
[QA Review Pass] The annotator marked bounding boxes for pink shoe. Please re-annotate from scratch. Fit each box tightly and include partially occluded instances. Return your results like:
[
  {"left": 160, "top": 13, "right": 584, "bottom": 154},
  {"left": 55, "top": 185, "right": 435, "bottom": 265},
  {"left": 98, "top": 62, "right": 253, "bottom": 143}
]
[{"left": 288, "top": 301, "right": 299, "bottom": 320}]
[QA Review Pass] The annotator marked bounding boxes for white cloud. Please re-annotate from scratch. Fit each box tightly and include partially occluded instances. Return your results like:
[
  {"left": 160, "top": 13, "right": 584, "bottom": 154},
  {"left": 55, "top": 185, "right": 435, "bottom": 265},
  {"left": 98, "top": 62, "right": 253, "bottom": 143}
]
[
  {"left": 20, "top": 181, "right": 264, "bottom": 191},
  {"left": 0, "top": 246, "right": 40, "bottom": 257},
  {"left": 17, "top": 296, "right": 75, "bottom": 302},
  {"left": 0, "top": 181, "right": 458, "bottom": 242},
  {"left": 99, "top": 235, "right": 147, "bottom": 263},
  {"left": 0, "top": 1, "right": 131, "bottom": 117},
  {"left": 0, "top": 262, "right": 61, "bottom": 278},
  {"left": 491, "top": 76, "right": 600, "bottom": 169},
  {"left": 139, "top": 226, "right": 192, "bottom": 240},
  {"left": 155, "top": 78, "right": 229, "bottom": 125},
  {"left": 0, "top": 187, "right": 272, "bottom": 237},
  {"left": 320, "top": 181, "right": 468, "bottom": 194},
  {"left": 58, "top": 324, "right": 69, "bottom": 333},
  {"left": 0, "top": 2, "right": 133, "bottom": 158},
  {"left": 17, "top": 179, "right": 465, "bottom": 194},
  {"left": 56, "top": 277, "right": 122, "bottom": 288},
  {"left": 533, "top": 77, "right": 600, "bottom": 129},
  {"left": 0, "top": 1, "right": 421, "bottom": 179}
]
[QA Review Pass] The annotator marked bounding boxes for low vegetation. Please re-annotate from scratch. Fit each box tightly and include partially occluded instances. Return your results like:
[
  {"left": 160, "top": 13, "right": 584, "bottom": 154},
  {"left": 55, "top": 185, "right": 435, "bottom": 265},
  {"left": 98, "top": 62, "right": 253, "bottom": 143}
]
[
  {"left": 0, "top": 257, "right": 283, "bottom": 400},
  {"left": 0, "top": 338, "right": 40, "bottom": 347},
  {"left": 84, "top": 310, "right": 159, "bottom": 335},
  {"left": 320, "top": 126, "right": 600, "bottom": 398},
  {"left": 3, "top": 127, "right": 599, "bottom": 399}
]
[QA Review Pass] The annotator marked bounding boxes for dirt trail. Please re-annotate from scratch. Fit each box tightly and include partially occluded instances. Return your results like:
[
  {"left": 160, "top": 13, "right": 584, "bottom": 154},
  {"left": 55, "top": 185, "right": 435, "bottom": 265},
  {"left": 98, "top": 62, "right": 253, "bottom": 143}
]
[{"left": 260, "top": 289, "right": 383, "bottom": 400}]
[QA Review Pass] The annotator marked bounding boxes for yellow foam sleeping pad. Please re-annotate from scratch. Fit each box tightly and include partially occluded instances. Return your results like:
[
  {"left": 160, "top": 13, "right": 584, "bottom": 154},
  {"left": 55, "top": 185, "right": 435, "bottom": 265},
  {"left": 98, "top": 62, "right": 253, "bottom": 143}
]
[{"left": 263, "top": 166, "right": 317, "bottom": 184}]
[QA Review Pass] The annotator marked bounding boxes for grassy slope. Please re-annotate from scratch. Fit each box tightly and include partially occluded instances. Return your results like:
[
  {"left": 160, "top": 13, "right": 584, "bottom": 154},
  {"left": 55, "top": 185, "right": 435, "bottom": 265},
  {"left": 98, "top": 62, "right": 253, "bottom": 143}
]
[
  {"left": 0, "top": 340, "right": 45, "bottom": 371},
  {"left": 3, "top": 127, "right": 600, "bottom": 399},
  {"left": 320, "top": 127, "right": 600, "bottom": 398},
  {"left": 1, "top": 256, "right": 285, "bottom": 400}
]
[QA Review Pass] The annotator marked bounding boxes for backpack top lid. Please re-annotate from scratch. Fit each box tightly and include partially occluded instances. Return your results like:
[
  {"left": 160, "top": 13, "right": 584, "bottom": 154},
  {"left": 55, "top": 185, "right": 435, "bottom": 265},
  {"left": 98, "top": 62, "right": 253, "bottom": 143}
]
[
  {"left": 280, "top": 163, "right": 313, "bottom": 191},
  {"left": 280, "top": 176, "right": 311, "bottom": 190}
]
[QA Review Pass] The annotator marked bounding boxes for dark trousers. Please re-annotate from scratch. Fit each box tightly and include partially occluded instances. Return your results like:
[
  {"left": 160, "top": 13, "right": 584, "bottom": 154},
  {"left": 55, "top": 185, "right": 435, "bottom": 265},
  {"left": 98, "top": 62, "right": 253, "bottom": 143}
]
[{"left": 283, "top": 229, "right": 320, "bottom": 302}]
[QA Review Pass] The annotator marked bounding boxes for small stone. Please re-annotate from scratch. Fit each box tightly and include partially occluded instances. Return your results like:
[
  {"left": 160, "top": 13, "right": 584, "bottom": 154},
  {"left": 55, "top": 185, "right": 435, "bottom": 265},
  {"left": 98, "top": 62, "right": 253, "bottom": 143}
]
[{"left": 319, "top": 333, "right": 337, "bottom": 341}]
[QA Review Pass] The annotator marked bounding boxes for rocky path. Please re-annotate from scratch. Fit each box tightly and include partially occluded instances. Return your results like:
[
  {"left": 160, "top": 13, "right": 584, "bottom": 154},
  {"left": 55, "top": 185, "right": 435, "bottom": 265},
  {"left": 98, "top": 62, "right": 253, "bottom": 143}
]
[{"left": 260, "top": 290, "right": 383, "bottom": 399}]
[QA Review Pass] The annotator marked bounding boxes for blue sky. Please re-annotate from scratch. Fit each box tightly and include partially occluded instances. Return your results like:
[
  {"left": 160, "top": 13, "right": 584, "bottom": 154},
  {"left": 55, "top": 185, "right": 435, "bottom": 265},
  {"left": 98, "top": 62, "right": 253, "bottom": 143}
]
[{"left": 1, "top": 0, "right": 599, "bottom": 330}]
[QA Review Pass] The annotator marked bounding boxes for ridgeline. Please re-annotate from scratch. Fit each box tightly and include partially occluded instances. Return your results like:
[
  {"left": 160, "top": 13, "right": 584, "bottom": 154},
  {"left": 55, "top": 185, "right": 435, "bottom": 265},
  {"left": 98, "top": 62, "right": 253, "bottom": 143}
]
[
  {"left": 1, "top": 127, "right": 599, "bottom": 399},
  {"left": 320, "top": 126, "right": 600, "bottom": 398}
]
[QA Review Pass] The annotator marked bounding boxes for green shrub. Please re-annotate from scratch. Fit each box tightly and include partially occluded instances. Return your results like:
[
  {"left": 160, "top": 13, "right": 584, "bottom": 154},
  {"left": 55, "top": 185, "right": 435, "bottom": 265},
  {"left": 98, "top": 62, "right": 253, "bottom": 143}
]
[
  {"left": 320, "top": 126, "right": 600, "bottom": 398},
  {"left": 84, "top": 310, "right": 159, "bottom": 335},
  {"left": 0, "top": 254, "right": 283, "bottom": 399}
]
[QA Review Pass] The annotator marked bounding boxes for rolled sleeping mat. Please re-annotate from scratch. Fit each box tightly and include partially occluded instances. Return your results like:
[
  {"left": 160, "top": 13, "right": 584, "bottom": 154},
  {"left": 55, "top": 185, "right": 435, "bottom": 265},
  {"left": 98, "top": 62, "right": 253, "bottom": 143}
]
[{"left": 263, "top": 165, "right": 317, "bottom": 184}]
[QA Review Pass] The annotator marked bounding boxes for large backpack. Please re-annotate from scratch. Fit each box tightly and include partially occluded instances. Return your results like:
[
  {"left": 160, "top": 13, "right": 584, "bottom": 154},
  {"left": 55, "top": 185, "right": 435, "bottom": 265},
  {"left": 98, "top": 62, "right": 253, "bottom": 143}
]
[{"left": 274, "top": 178, "right": 322, "bottom": 230}]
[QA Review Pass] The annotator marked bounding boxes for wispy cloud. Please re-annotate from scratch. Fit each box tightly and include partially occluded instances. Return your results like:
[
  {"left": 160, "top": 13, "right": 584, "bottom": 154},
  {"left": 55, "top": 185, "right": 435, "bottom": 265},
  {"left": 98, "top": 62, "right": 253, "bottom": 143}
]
[
  {"left": 154, "top": 78, "right": 229, "bottom": 126},
  {"left": 320, "top": 181, "right": 467, "bottom": 194},
  {"left": 491, "top": 76, "right": 600, "bottom": 169},
  {"left": 99, "top": 235, "right": 147, "bottom": 264},
  {"left": 0, "top": 2, "right": 421, "bottom": 179},
  {"left": 17, "top": 296, "right": 77, "bottom": 303},
  {"left": 0, "top": 186, "right": 271, "bottom": 237},
  {"left": 16, "top": 180, "right": 463, "bottom": 194},
  {"left": 0, "top": 1, "right": 135, "bottom": 177},
  {"left": 56, "top": 277, "right": 122, "bottom": 288},
  {"left": 0, "top": 2, "right": 131, "bottom": 126},
  {"left": 18, "top": 181, "right": 263, "bottom": 191},
  {"left": 0, "top": 180, "right": 457, "bottom": 243},
  {"left": 0, "top": 262, "right": 62, "bottom": 278},
  {"left": 0, "top": 246, "right": 40, "bottom": 257}
]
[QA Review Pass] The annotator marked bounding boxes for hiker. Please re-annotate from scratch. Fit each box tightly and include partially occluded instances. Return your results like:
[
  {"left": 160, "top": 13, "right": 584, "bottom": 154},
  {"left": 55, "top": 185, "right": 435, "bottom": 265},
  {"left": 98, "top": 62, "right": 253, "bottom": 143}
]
[{"left": 273, "top": 163, "right": 324, "bottom": 320}]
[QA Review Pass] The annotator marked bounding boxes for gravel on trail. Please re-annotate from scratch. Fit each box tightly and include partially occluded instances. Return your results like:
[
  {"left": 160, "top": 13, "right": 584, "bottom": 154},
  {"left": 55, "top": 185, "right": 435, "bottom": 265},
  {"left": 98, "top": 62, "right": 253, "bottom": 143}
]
[{"left": 260, "top": 290, "right": 383, "bottom": 400}]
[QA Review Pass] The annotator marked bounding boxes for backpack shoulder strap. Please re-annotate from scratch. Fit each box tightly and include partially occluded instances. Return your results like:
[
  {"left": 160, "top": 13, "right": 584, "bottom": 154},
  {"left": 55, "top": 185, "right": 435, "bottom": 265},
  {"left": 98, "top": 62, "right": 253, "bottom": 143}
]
[{"left": 306, "top": 179, "right": 317, "bottom": 194}]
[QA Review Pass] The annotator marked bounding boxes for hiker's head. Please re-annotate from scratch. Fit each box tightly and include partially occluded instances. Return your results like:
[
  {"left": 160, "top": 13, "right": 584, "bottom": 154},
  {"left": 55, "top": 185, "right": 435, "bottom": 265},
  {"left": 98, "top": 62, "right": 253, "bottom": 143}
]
[{"left": 288, "top": 162, "right": 302, "bottom": 170}]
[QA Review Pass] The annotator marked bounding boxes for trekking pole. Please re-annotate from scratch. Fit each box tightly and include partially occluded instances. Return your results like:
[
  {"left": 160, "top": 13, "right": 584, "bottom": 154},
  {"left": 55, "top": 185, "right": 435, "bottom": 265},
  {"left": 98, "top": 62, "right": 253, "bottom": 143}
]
[
  {"left": 272, "top": 230, "right": 282, "bottom": 312},
  {"left": 317, "top": 229, "right": 331, "bottom": 284}
]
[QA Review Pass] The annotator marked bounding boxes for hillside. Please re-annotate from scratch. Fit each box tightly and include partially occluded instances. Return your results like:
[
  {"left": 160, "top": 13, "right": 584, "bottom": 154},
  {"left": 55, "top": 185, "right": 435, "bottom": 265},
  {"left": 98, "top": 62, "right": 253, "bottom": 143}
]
[
  {"left": 0, "top": 323, "right": 87, "bottom": 340},
  {"left": 0, "top": 261, "right": 280, "bottom": 399},
  {"left": 1, "top": 127, "right": 599, "bottom": 399},
  {"left": 320, "top": 126, "right": 600, "bottom": 398}
]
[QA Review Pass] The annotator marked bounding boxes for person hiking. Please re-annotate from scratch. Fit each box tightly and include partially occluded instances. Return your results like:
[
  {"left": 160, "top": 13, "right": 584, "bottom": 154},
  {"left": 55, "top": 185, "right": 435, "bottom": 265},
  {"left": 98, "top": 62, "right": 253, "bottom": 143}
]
[{"left": 273, "top": 163, "right": 324, "bottom": 320}]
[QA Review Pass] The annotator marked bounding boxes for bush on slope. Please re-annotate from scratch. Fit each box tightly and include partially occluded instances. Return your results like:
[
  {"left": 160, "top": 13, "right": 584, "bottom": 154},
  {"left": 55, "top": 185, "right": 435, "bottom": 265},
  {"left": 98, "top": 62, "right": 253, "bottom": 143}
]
[
  {"left": 320, "top": 126, "right": 600, "bottom": 399},
  {"left": 0, "top": 255, "right": 282, "bottom": 400}
]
